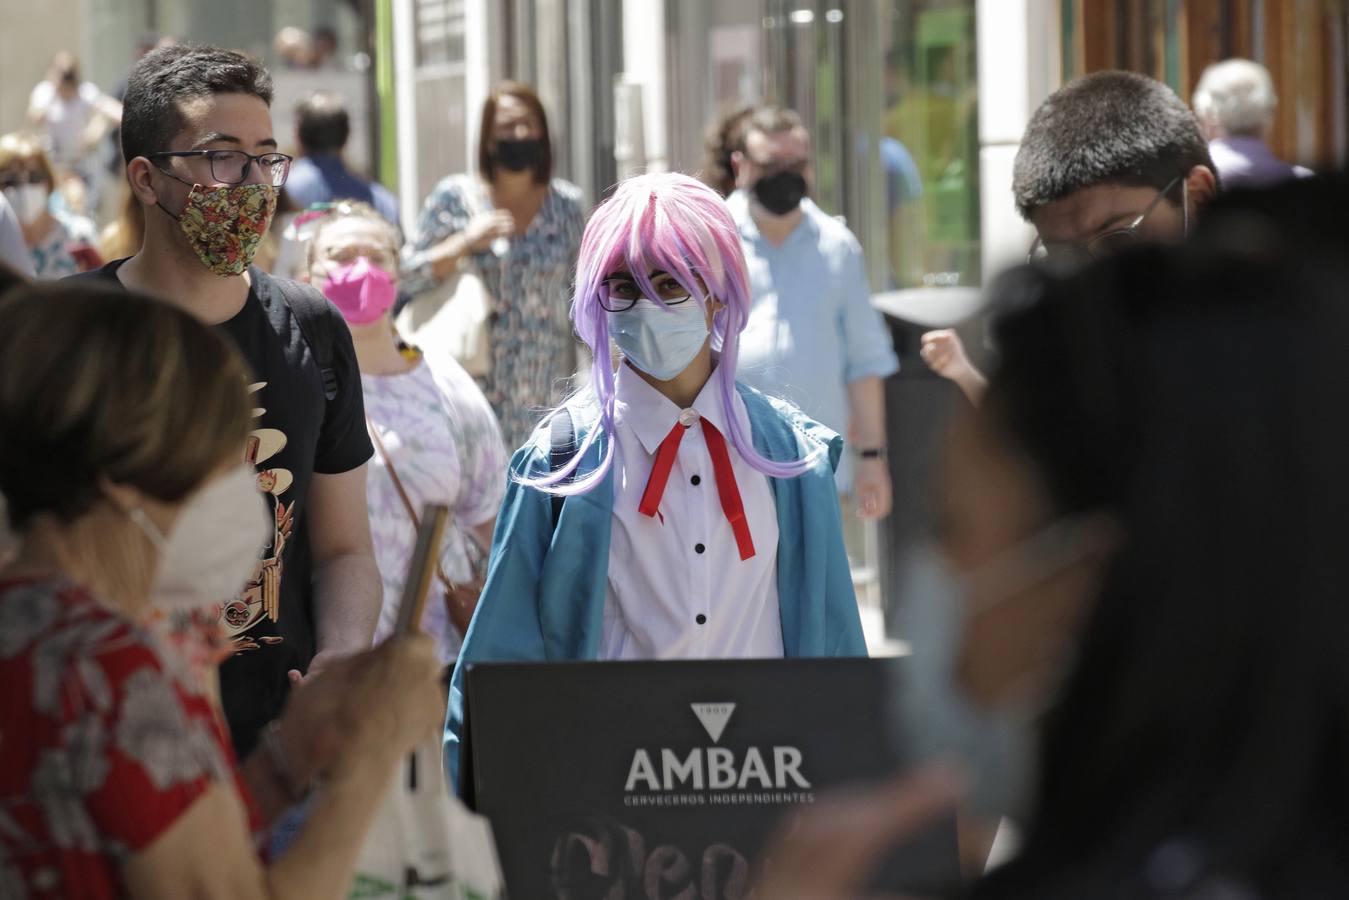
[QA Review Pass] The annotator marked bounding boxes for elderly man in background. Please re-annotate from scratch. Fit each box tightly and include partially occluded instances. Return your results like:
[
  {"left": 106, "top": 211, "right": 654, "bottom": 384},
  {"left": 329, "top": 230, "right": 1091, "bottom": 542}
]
[{"left": 1193, "top": 58, "right": 1312, "bottom": 190}]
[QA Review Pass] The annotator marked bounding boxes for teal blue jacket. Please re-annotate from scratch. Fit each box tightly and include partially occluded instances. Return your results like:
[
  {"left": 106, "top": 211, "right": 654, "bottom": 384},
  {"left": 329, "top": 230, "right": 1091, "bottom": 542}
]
[{"left": 444, "top": 383, "right": 867, "bottom": 789}]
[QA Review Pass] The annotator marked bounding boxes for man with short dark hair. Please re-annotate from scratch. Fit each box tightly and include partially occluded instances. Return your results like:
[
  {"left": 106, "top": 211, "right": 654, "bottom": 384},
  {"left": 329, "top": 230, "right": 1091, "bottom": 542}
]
[
  {"left": 729, "top": 104, "right": 900, "bottom": 523},
  {"left": 286, "top": 90, "right": 400, "bottom": 228},
  {"left": 68, "top": 43, "right": 380, "bottom": 759},
  {"left": 922, "top": 70, "right": 1220, "bottom": 401}
]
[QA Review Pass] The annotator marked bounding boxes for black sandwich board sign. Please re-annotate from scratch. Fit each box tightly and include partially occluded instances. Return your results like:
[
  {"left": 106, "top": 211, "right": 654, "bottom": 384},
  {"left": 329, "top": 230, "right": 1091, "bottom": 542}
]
[{"left": 461, "top": 657, "right": 960, "bottom": 899}]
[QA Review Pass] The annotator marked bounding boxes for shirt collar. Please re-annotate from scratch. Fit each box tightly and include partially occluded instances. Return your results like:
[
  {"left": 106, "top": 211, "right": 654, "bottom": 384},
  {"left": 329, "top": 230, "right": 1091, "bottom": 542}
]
[
  {"left": 308, "top": 152, "right": 347, "bottom": 172},
  {"left": 615, "top": 363, "right": 735, "bottom": 456}
]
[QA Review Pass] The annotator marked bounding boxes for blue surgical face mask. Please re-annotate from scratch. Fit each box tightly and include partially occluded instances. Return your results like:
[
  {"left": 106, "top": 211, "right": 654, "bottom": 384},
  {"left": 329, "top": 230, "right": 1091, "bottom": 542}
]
[
  {"left": 607, "top": 297, "right": 711, "bottom": 381},
  {"left": 891, "top": 520, "right": 1097, "bottom": 822}
]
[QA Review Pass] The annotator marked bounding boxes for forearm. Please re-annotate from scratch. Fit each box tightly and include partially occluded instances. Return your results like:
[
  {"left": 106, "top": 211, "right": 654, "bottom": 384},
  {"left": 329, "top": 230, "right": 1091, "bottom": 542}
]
[
  {"left": 313, "top": 553, "right": 381, "bottom": 658},
  {"left": 426, "top": 231, "right": 473, "bottom": 281},
  {"left": 953, "top": 366, "right": 988, "bottom": 406},
  {"left": 846, "top": 375, "right": 888, "bottom": 449},
  {"left": 241, "top": 747, "right": 302, "bottom": 826},
  {"left": 265, "top": 750, "right": 401, "bottom": 900}
]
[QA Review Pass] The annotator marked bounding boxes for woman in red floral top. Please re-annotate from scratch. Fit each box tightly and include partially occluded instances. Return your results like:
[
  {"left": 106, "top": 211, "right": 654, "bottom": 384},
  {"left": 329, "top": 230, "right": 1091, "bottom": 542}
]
[{"left": 0, "top": 283, "right": 443, "bottom": 899}]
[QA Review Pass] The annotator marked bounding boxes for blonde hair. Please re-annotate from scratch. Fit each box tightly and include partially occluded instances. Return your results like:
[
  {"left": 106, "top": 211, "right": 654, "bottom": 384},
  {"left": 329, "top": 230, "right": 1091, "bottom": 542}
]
[
  {"left": 304, "top": 200, "right": 400, "bottom": 267},
  {"left": 0, "top": 132, "right": 57, "bottom": 189},
  {"left": 99, "top": 183, "right": 146, "bottom": 261},
  {"left": 0, "top": 283, "right": 253, "bottom": 528}
]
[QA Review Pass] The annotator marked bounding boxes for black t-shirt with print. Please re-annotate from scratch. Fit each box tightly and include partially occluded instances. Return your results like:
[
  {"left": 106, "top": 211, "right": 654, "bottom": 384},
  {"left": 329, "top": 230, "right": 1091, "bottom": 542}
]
[{"left": 69, "top": 260, "right": 373, "bottom": 757}]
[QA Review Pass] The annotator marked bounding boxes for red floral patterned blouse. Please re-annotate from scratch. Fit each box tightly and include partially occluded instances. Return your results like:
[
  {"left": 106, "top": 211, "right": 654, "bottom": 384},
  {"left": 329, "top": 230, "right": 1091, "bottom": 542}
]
[{"left": 0, "top": 575, "right": 260, "bottom": 898}]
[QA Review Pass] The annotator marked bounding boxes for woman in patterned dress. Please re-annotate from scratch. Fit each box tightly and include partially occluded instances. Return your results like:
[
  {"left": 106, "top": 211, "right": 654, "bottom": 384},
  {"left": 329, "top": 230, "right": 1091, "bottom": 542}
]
[
  {"left": 301, "top": 201, "right": 507, "bottom": 670},
  {"left": 0, "top": 283, "right": 441, "bottom": 899},
  {"left": 405, "top": 81, "right": 585, "bottom": 449},
  {"left": 0, "top": 133, "right": 98, "bottom": 279}
]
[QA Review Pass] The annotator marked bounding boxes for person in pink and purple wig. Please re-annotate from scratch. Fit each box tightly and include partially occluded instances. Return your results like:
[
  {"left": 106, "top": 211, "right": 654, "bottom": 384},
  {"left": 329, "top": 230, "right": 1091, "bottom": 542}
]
[{"left": 444, "top": 172, "right": 866, "bottom": 789}]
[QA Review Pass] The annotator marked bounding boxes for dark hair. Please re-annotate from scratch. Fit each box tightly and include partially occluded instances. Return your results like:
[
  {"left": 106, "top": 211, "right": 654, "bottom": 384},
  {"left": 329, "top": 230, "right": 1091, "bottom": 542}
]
[
  {"left": 1012, "top": 71, "right": 1216, "bottom": 220},
  {"left": 974, "top": 223, "right": 1349, "bottom": 895},
  {"left": 0, "top": 283, "right": 253, "bottom": 529},
  {"left": 700, "top": 104, "right": 754, "bottom": 197},
  {"left": 477, "top": 82, "right": 553, "bottom": 185},
  {"left": 0, "top": 260, "right": 25, "bottom": 297},
  {"left": 120, "top": 43, "right": 274, "bottom": 164},
  {"left": 742, "top": 104, "right": 806, "bottom": 143},
  {"left": 295, "top": 90, "right": 350, "bottom": 154}
]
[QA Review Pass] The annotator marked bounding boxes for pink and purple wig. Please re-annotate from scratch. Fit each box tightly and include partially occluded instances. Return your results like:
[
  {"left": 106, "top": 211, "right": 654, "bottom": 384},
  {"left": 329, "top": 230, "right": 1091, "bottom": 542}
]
[{"left": 525, "top": 172, "right": 820, "bottom": 495}]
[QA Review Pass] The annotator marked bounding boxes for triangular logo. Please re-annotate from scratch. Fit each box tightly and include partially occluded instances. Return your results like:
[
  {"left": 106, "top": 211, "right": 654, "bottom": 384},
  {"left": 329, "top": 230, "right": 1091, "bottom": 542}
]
[{"left": 690, "top": 703, "right": 736, "bottom": 743}]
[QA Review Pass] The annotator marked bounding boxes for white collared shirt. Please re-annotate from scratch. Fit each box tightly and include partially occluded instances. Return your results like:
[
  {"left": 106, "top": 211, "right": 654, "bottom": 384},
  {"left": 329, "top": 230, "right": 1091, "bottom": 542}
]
[{"left": 601, "top": 366, "right": 783, "bottom": 660}]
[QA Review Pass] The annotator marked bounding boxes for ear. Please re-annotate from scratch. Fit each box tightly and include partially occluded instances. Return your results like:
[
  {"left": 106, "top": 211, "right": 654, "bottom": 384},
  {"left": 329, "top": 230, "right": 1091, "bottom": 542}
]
[
  {"left": 731, "top": 150, "right": 746, "bottom": 184},
  {"left": 1185, "top": 164, "right": 1218, "bottom": 213},
  {"left": 125, "top": 157, "right": 162, "bottom": 208}
]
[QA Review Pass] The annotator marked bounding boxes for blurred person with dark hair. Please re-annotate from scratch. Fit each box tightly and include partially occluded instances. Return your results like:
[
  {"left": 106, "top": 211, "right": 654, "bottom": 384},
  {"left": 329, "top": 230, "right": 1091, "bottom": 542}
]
[
  {"left": 1193, "top": 58, "right": 1312, "bottom": 190},
  {"left": 312, "top": 25, "right": 339, "bottom": 69},
  {"left": 0, "top": 282, "right": 442, "bottom": 899},
  {"left": 757, "top": 197, "right": 1349, "bottom": 896},
  {"left": 729, "top": 104, "right": 899, "bottom": 522},
  {"left": 922, "top": 70, "right": 1218, "bottom": 405},
  {"left": 0, "top": 132, "right": 98, "bottom": 278},
  {"left": 286, "top": 91, "right": 400, "bottom": 229},
  {"left": 701, "top": 103, "right": 754, "bottom": 197},
  {"left": 68, "top": 43, "right": 381, "bottom": 761},
  {"left": 405, "top": 81, "right": 584, "bottom": 448},
  {"left": 27, "top": 50, "right": 122, "bottom": 206}
]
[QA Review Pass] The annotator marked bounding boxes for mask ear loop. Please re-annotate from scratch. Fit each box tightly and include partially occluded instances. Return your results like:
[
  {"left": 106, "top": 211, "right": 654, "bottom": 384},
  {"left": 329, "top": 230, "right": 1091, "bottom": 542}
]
[{"left": 1182, "top": 176, "right": 1190, "bottom": 238}]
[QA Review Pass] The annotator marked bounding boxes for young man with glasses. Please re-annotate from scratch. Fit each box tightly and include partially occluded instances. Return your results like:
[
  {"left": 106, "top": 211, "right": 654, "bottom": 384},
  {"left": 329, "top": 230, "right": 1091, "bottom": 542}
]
[
  {"left": 68, "top": 44, "right": 379, "bottom": 762},
  {"left": 922, "top": 70, "right": 1219, "bottom": 404}
]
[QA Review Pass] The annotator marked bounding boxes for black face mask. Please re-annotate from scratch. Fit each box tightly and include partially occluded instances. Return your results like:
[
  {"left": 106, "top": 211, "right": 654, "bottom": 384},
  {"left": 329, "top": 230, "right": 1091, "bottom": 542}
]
[
  {"left": 752, "top": 170, "right": 807, "bottom": 216},
  {"left": 494, "top": 138, "right": 542, "bottom": 173}
]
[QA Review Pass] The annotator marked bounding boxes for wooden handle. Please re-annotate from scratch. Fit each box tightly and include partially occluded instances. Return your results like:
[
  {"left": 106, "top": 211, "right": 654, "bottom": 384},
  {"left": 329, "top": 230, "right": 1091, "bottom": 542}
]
[{"left": 394, "top": 503, "right": 450, "bottom": 636}]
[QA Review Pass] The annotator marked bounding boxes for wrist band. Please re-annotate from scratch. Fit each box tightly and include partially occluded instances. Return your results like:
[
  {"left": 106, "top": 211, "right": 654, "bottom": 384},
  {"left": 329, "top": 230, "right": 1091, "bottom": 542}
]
[
  {"left": 262, "top": 721, "right": 311, "bottom": 803},
  {"left": 859, "top": 447, "right": 888, "bottom": 460}
]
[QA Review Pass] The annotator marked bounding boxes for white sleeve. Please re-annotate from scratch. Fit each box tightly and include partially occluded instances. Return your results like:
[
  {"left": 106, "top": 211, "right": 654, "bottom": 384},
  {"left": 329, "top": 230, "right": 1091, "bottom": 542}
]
[{"left": 0, "top": 193, "right": 34, "bottom": 277}]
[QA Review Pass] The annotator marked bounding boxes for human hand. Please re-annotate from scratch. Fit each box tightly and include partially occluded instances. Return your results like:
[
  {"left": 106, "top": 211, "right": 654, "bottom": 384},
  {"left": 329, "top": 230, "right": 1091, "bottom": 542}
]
[
  {"left": 275, "top": 653, "right": 370, "bottom": 786},
  {"left": 855, "top": 457, "right": 893, "bottom": 521},
  {"left": 333, "top": 634, "right": 443, "bottom": 770},
  {"left": 462, "top": 210, "right": 515, "bottom": 253},
  {"left": 754, "top": 765, "right": 965, "bottom": 900},
  {"left": 287, "top": 648, "right": 346, "bottom": 687},
  {"left": 919, "top": 329, "right": 975, "bottom": 382}
]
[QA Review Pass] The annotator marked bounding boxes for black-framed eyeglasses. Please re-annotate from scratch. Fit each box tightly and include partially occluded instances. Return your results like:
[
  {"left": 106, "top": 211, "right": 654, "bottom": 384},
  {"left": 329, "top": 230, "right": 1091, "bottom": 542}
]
[
  {"left": 1028, "top": 175, "right": 1182, "bottom": 265},
  {"left": 599, "top": 272, "right": 695, "bottom": 312},
  {"left": 149, "top": 149, "right": 293, "bottom": 187}
]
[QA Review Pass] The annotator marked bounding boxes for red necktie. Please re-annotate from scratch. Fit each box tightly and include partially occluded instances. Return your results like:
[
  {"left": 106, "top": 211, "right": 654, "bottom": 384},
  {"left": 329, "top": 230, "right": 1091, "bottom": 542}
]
[{"left": 638, "top": 415, "right": 757, "bottom": 562}]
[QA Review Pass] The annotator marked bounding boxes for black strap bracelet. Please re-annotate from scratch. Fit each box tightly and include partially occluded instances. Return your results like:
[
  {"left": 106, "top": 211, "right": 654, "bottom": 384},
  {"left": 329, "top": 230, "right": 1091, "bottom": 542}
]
[{"left": 858, "top": 447, "right": 888, "bottom": 460}]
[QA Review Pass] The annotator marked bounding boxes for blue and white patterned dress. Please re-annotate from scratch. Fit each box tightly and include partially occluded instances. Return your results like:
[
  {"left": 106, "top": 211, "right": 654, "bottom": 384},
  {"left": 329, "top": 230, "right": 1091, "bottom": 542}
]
[{"left": 406, "top": 174, "right": 585, "bottom": 448}]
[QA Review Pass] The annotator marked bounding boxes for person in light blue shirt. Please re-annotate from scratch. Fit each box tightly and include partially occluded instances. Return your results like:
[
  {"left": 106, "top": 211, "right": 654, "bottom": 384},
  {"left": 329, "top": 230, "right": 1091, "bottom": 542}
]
[
  {"left": 286, "top": 91, "right": 401, "bottom": 229},
  {"left": 728, "top": 105, "right": 900, "bottom": 515}
]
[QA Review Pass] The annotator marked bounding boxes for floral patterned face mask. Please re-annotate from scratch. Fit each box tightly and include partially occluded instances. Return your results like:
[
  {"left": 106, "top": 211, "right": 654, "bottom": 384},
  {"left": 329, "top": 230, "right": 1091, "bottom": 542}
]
[{"left": 160, "top": 181, "right": 278, "bottom": 276}]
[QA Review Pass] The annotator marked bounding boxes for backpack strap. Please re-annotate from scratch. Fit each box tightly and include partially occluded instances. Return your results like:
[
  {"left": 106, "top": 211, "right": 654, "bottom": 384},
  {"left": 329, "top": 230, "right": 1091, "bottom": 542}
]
[
  {"left": 548, "top": 409, "right": 575, "bottom": 530},
  {"left": 261, "top": 269, "right": 339, "bottom": 401}
]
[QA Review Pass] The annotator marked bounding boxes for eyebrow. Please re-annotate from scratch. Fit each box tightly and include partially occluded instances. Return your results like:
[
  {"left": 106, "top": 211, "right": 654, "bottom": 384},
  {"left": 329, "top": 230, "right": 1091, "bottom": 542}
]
[
  {"left": 605, "top": 268, "right": 670, "bottom": 281},
  {"left": 191, "top": 132, "right": 279, "bottom": 150}
]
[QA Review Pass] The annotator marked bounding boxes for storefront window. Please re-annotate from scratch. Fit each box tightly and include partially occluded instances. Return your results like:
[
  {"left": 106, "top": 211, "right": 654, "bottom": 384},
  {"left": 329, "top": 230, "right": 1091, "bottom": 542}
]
[{"left": 880, "top": 2, "right": 980, "bottom": 288}]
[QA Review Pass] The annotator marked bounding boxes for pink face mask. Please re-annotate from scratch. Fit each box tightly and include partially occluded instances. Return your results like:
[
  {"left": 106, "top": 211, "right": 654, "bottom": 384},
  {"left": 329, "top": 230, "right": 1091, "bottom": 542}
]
[{"left": 322, "top": 256, "right": 397, "bottom": 325}]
